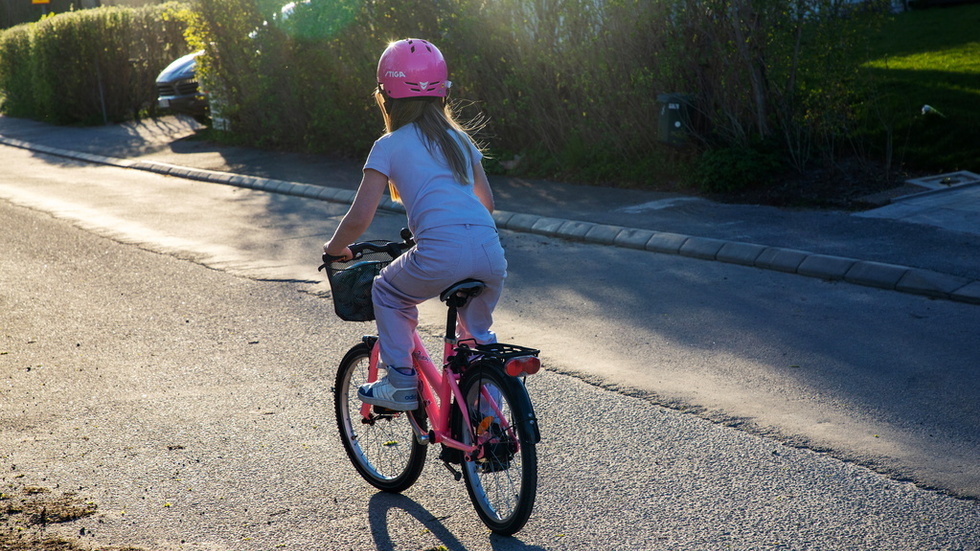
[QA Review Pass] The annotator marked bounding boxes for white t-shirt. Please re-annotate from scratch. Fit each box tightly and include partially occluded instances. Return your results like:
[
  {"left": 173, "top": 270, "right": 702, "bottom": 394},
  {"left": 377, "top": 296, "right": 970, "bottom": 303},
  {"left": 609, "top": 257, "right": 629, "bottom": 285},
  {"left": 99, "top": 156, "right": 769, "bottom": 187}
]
[{"left": 364, "top": 123, "right": 495, "bottom": 238}]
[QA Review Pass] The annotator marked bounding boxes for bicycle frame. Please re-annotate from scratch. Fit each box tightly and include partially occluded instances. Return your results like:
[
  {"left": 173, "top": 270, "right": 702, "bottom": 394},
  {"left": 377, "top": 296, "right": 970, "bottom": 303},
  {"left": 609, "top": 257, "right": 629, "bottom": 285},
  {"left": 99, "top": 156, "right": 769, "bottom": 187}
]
[{"left": 358, "top": 331, "right": 484, "bottom": 458}]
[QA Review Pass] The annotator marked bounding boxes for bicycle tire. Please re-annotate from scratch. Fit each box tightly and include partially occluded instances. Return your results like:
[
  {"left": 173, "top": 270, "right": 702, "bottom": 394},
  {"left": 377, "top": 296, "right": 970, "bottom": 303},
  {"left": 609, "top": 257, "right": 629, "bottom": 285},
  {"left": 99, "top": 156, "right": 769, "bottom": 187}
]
[
  {"left": 456, "top": 363, "right": 538, "bottom": 535},
  {"left": 334, "top": 342, "right": 427, "bottom": 492}
]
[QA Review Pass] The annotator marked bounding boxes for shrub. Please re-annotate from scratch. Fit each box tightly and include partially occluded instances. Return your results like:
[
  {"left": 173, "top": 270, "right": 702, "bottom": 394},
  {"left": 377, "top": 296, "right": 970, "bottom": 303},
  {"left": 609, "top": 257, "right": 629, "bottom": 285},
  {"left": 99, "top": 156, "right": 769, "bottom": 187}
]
[
  {"left": 8, "top": 1, "right": 975, "bottom": 192},
  {"left": 187, "top": 0, "right": 898, "bottom": 190},
  {"left": 0, "top": 3, "right": 191, "bottom": 124},
  {"left": 0, "top": 24, "right": 35, "bottom": 117},
  {"left": 695, "top": 145, "right": 784, "bottom": 193},
  {"left": 187, "top": 0, "right": 676, "bottom": 173},
  {"left": 187, "top": 0, "right": 378, "bottom": 156}
]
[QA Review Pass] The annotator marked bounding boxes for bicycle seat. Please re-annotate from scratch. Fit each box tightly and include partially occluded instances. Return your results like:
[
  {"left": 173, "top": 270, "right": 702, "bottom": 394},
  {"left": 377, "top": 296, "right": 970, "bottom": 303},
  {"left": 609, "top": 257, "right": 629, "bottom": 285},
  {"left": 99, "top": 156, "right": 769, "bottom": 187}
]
[{"left": 440, "top": 279, "right": 485, "bottom": 307}]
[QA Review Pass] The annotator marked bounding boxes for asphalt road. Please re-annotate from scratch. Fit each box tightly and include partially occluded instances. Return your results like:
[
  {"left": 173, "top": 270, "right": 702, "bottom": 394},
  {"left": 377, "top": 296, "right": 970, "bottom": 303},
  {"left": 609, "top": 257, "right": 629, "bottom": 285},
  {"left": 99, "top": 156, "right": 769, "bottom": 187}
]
[{"left": 1, "top": 145, "right": 979, "bottom": 549}]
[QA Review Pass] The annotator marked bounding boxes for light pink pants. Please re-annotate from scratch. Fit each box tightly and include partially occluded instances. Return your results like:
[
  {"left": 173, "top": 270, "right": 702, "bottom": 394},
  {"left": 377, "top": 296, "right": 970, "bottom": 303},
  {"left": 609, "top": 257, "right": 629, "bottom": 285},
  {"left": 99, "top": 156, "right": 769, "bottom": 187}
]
[{"left": 372, "top": 224, "right": 506, "bottom": 370}]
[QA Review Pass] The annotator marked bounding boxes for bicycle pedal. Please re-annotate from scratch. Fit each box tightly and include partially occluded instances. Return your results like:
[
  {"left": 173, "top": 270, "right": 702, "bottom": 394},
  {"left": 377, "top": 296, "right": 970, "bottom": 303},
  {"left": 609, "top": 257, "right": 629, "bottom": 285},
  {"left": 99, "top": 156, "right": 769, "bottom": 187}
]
[
  {"left": 372, "top": 405, "right": 399, "bottom": 415},
  {"left": 373, "top": 404, "right": 419, "bottom": 416}
]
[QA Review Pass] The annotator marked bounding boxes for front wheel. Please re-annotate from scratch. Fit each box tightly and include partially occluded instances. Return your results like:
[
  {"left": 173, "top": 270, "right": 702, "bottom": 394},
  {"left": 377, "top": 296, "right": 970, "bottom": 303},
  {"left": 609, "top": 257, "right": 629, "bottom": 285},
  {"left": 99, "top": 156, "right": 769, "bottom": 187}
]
[
  {"left": 334, "top": 342, "right": 427, "bottom": 492},
  {"left": 457, "top": 363, "right": 538, "bottom": 535}
]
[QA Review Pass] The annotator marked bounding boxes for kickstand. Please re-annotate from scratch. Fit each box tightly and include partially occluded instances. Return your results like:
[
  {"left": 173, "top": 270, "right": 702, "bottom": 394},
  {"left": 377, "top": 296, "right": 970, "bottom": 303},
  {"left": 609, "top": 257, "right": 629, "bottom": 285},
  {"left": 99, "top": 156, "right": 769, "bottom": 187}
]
[{"left": 443, "top": 461, "right": 462, "bottom": 481}]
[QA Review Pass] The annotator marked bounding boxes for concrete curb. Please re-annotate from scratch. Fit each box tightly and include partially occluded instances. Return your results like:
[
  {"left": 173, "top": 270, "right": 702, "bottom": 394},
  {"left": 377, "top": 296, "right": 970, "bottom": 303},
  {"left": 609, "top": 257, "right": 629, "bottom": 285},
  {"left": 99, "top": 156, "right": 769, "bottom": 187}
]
[{"left": 3, "top": 135, "right": 978, "bottom": 305}]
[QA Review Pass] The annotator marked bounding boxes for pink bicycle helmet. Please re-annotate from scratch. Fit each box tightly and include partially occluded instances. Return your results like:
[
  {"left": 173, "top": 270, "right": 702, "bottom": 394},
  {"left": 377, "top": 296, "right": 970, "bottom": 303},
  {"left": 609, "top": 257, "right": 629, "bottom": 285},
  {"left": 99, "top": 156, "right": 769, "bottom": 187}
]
[{"left": 377, "top": 38, "right": 450, "bottom": 99}]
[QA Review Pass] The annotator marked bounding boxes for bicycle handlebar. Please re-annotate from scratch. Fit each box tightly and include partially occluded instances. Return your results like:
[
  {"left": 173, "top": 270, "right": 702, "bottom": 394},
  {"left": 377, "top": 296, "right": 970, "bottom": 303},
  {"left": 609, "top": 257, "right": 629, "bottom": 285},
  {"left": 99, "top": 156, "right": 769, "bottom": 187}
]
[{"left": 318, "top": 228, "right": 415, "bottom": 271}]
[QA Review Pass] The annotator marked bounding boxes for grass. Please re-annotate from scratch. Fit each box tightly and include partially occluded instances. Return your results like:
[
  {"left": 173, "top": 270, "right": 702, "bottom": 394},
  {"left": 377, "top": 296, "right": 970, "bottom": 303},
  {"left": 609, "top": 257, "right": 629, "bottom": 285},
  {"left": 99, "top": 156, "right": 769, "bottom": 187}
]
[{"left": 858, "top": 4, "right": 980, "bottom": 172}]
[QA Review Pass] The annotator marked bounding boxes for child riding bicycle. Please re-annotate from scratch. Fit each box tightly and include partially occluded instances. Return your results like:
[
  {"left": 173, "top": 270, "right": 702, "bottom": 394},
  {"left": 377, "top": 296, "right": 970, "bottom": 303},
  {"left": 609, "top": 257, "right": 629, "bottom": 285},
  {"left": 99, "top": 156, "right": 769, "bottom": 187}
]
[{"left": 323, "top": 38, "right": 507, "bottom": 411}]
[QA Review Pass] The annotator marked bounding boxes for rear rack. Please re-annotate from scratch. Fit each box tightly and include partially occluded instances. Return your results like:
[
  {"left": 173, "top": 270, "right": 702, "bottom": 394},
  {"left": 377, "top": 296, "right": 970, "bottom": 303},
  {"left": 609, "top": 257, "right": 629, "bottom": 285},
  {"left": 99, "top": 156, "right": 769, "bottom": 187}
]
[
  {"left": 474, "top": 342, "right": 540, "bottom": 360},
  {"left": 449, "top": 341, "right": 539, "bottom": 374}
]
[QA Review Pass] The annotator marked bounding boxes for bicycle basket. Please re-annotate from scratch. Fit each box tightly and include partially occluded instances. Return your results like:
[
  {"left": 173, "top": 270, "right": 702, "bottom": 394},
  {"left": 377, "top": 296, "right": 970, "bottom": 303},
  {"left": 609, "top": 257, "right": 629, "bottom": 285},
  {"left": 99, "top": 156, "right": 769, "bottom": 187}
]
[{"left": 324, "top": 241, "right": 396, "bottom": 322}]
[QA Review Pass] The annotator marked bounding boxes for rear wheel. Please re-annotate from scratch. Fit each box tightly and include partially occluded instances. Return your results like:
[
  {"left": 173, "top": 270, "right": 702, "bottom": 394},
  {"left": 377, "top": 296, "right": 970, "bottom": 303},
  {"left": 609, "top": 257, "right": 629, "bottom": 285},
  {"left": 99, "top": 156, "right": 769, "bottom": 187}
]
[
  {"left": 457, "top": 363, "right": 538, "bottom": 535},
  {"left": 334, "top": 343, "right": 426, "bottom": 492}
]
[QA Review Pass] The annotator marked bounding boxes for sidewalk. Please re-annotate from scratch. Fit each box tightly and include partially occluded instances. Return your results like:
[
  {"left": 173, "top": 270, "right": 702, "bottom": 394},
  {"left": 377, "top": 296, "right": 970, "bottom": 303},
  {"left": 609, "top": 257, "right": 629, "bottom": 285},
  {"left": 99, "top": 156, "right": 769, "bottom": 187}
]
[{"left": 2, "top": 114, "right": 979, "bottom": 304}]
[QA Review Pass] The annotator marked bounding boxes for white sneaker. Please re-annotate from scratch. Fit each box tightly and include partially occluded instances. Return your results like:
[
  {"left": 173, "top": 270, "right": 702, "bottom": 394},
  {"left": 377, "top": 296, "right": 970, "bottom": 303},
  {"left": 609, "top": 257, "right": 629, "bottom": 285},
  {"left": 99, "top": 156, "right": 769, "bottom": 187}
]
[{"left": 358, "top": 377, "right": 419, "bottom": 411}]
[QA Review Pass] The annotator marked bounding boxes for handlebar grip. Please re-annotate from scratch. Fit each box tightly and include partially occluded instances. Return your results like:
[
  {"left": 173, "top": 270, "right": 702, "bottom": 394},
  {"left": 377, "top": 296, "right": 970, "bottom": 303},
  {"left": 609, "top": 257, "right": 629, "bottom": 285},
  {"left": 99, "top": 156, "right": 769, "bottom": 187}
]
[
  {"left": 320, "top": 252, "right": 346, "bottom": 264},
  {"left": 318, "top": 253, "right": 341, "bottom": 271}
]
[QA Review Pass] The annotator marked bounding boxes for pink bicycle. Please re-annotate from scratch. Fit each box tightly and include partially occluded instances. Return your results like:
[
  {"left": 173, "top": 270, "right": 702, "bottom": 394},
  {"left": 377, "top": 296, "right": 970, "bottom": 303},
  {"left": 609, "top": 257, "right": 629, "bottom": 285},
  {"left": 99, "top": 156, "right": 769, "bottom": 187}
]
[{"left": 319, "top": 231, "right": 542, "bottom": 535}]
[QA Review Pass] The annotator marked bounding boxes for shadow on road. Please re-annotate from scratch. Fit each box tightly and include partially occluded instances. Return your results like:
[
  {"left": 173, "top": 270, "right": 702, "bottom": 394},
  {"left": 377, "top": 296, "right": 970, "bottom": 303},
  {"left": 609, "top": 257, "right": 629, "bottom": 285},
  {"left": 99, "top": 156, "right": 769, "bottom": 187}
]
[{"left": 367, "top": 492, "right": 547, "bottom": 551}]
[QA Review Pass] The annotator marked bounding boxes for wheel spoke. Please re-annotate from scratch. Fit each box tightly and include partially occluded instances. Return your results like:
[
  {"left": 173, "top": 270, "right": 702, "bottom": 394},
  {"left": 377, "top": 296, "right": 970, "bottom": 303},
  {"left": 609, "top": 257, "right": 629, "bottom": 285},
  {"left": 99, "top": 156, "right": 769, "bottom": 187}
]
[
  {"left": 459, "top": 365, "right": 537, "bottom": 534},
  {"left": 335, "top": 345, "right": 426, "bottom": 492}
]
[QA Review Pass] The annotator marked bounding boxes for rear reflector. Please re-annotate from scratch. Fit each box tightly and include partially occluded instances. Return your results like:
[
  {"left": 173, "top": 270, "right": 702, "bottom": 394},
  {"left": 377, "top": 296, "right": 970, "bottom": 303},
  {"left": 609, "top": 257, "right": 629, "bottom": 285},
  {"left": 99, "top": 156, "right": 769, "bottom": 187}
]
[{"left": 505, "top": 356, "right": 541, "bottom": 377}]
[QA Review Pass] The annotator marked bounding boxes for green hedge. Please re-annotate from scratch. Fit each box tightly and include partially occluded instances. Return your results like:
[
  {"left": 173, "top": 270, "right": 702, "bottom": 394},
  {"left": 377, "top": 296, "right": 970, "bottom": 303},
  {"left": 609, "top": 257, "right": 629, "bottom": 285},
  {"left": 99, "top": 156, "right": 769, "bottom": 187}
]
[
  {"left": 186, "top": 0, "right": 676, "bottom": 170},
  {"left": 0, "top": 24, "right": 34, "bottom": 118},
  {"left": 189, "top": 0, "right": 900, "bottom": 188},
  {"left": 0, "top": 3, "right": 192, "bottom": 125},
  {"left": 6, "top": 1, "right": 973, "bottom": 189}
]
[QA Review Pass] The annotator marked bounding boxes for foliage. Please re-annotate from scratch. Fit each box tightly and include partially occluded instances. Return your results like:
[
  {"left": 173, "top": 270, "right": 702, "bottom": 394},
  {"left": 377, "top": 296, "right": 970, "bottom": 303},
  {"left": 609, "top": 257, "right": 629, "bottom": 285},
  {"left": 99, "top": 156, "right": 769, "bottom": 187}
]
[
  {"left": 186, "top": 0, "right": 900, "bottom": 190},
  {"left": 695, "top": 143, "right": 784, "bottom": 193},
  {"left": 0, "top": 23, "right": 34, "bottom": 117},
  {"left": 185, "top": 0, "right": 682, "bottom": 174},
  {"left": 454, "top": 0, "right": 673, "bottom": 184},
  {"left": 2, "top": 0, "right": 977, "bottom": 193},
  {"left": 189, "top": 0, "right": 377, "bottom": 155},
  {"left": 0, "top": 2, "right": 191, "bottom": 124},
  {"left": 656, "top": 0, "right": 891, "bottom": 176}
]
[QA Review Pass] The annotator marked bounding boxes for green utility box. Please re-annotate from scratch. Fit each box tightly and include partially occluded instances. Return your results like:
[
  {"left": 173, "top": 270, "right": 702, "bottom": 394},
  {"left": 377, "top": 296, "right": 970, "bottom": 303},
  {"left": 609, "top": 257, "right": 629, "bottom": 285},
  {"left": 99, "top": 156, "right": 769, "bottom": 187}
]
[{"left": 657, "top": 93, "right": 692, "bottom": 146}]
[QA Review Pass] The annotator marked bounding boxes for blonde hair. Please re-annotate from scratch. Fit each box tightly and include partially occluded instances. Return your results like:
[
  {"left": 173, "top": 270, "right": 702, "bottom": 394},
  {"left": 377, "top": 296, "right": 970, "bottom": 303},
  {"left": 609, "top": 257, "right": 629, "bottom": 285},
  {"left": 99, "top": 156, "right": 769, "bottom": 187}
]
[{"left": 373, "top": 90, "right": 483, "bottom": 202}]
